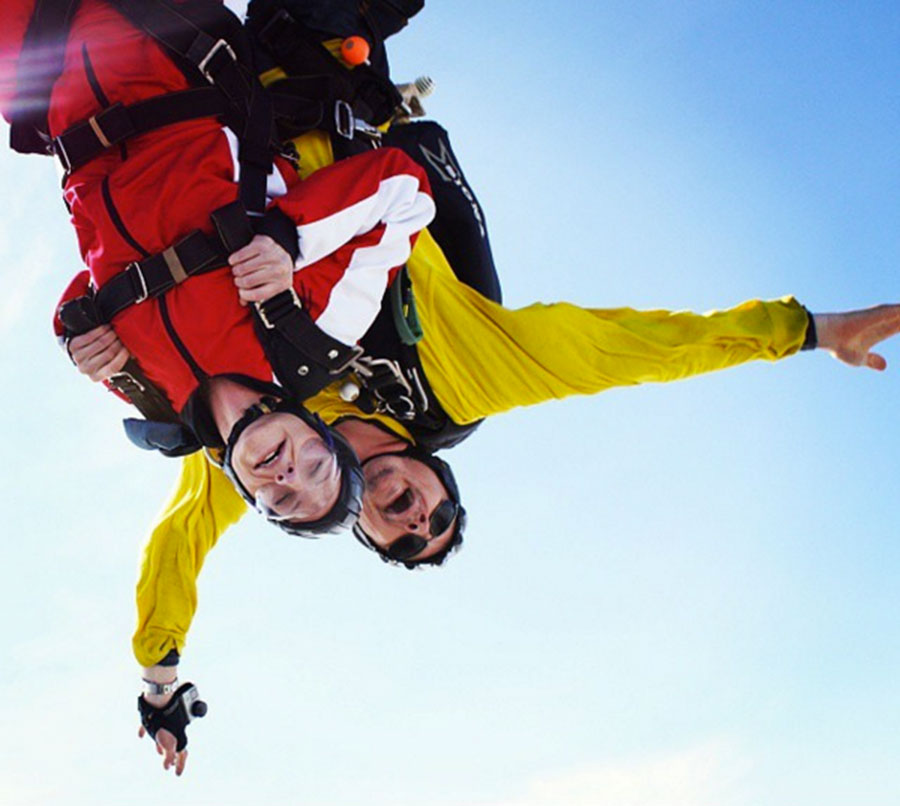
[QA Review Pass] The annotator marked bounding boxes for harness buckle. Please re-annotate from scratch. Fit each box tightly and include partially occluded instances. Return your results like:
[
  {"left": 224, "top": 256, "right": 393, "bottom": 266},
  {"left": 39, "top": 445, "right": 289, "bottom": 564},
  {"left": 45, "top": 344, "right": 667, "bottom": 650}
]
[
  {"left": 256, "top": 287, "right": 302, "bottom": 329},
  {"left": 350, "top": 356, "right": 415, "bottom": 416},
  {"left": 198, "top": 39, "right": 238, "bottom": 82},
  {"left": 107, "top": 371, "right": 147, "bottom": 394},
  {"left": 126, "top": 262, "right": 150, "bottom": 304},
  {"left": 352, "top": 117, "right": 383, "bottom": 144},
  {"left": 328, "top": 344, "right": 365, "bottom": 376},
  {"left": 334, "top": 100, "right": 354, "bottom": 140},
  {"left": 53, "top": 136, "right": 73, "bottom": 174}
]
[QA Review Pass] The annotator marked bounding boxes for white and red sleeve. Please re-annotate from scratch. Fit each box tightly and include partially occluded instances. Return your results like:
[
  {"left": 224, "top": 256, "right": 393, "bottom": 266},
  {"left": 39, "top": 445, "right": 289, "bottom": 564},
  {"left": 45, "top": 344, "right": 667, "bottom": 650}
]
[{"left": 272, "top": 147, "right": 435, "bottom": 346}]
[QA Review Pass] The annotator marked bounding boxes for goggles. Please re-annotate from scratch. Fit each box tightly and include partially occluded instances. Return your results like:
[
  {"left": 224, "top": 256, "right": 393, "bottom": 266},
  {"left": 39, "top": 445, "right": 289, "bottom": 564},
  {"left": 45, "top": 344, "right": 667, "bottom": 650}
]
[{"left": 384, "top": 499, "right": 460, "bottom": 562}]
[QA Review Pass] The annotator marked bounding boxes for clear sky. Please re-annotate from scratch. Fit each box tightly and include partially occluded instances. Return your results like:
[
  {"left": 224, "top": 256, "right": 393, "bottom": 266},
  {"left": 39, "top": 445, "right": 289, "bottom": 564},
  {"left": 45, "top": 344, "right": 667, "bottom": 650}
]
[{"left": 1, "top": 2, "right": 899, "bottom": 804}]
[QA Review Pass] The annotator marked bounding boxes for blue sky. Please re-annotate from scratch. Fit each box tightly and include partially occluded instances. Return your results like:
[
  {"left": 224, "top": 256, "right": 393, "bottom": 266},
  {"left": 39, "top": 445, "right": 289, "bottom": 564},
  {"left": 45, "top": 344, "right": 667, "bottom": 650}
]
[{"left": 1, "top": 1, "right": 899, "bottom": 804}]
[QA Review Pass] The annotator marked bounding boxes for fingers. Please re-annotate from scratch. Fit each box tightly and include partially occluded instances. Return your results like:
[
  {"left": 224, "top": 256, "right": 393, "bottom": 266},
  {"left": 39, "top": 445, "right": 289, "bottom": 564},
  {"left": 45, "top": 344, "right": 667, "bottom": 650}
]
[
  {"left": 232, "top": 266, "right": 291, "bottom": 289},
  {"left": 80, "top": 343, "right": 130, "bottom": 381},
  {"left": 157, "top": 729, "right": 183, "bottom": 774},
  {"left": 232, "top": 263, "right": 293, "bottom": 304},
  {"left": 238, "top": 282, "right": 291, "bottom": 304},
  {"left": 69, "top": 326, "right": 117, "bottom": 363},
  {"left": 228, "top": 234, "right": 280, "bottom": 269},
  {"left": 231, "top": 250, "right": 293, "bottom": 277},
  {"left": 139, "top": 726, "right": 188, "bottom": 776},
  {"left": 175, "top": 749, "right": 188, "bottom": 777},
  {"left": 866, "top": 352, "right": 887, "bottom": 371},
  {"left": 69, "top": 326, "right": 131, "bottom": 381}
]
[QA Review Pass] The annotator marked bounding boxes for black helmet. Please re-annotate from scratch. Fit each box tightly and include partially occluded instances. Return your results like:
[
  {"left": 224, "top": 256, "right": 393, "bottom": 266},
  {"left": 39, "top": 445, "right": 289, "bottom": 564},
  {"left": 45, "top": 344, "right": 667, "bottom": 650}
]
[
  {"left": 223, "top": 397, "right": 364, "bottom": 538},
  {"left": 353, "top": 449, "right": 466, "bottom": 569}
]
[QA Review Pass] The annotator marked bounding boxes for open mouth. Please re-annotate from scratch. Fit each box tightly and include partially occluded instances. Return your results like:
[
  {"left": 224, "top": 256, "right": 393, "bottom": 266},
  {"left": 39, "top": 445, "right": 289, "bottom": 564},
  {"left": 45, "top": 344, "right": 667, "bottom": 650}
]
[{"left": 385, "top": 488, "right": 414, "bottom": 514}]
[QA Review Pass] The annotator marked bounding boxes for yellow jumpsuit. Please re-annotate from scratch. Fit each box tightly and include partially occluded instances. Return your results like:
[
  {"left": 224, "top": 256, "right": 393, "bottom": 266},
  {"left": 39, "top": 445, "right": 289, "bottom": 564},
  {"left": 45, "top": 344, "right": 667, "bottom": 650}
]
[{"left": 133, "top": 132, "right": 809, "bottom": 667}]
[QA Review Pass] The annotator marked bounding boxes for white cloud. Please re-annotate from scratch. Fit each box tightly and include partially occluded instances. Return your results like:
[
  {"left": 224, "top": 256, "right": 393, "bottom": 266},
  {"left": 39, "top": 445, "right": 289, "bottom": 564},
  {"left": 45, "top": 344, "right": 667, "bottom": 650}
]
[{"left": 485, "top": 741, "right": 750, "bottom": 806}]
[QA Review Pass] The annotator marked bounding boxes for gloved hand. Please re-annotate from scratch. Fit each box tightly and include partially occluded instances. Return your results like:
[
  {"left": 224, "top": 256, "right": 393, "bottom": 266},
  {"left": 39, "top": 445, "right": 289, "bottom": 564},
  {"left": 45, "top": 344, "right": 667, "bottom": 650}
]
[{"left": 137, "top": 682, "right": 208, "bottom": 776}]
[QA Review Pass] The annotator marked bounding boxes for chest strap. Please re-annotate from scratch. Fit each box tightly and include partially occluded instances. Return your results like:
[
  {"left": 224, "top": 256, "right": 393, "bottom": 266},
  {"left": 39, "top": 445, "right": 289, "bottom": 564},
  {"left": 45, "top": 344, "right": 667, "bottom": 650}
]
[
  {"left": 95, "top": 215, "right": 244, "bottom": 322},
  {"left": 53, "top": 88, "right": 227, "bottom": 174}
]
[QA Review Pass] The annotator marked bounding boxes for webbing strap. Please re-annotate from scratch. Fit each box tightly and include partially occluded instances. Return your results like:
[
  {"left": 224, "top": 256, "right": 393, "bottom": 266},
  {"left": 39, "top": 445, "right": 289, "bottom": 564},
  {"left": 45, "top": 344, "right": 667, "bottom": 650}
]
[
  {"left": 94, "top": 225, "right": 233, "bottom": 322},
  {"left": 52, "top": 88, "right": 226, "bottom": 173},
  {"left": 110, "top": 0, "right": 275, "bottom": 214},
  {"left": 9, "top": 0, "right": 81, "bottom": 155},
  {"left": 254, "top": 291, "right": 363, "bottom": 375},
  {"left": 254, "top": 7, "right": 402, "bottom": 127}
]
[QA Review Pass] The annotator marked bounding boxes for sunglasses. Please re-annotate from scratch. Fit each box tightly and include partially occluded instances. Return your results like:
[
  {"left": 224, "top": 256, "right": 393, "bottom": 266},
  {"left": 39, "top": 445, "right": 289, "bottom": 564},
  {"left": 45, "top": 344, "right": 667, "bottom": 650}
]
[{"left": 385, "top": 499, "right": 460, "bottom": 561}]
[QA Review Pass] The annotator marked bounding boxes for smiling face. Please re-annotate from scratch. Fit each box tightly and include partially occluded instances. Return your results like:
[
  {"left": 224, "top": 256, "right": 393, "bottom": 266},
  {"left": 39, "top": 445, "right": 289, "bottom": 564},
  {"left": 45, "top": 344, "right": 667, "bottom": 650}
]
[
  {"left": 358, "top": 454, "right": 459, "bottom": 562},
  {"left": 229, "top": 411, "right": 341, "bottom": 522}
]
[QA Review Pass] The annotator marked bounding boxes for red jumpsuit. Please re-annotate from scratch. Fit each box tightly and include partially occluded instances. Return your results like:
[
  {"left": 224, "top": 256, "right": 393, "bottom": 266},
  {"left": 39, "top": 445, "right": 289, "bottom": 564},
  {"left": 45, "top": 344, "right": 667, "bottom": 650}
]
[{"left": 0, "top": 0, "right": 434, "bottom": 411}]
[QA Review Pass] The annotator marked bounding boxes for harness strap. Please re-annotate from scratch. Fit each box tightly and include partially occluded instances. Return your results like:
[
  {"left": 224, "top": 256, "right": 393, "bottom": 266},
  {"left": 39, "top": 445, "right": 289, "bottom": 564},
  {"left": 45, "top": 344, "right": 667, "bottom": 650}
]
[
  {"left": 57, "top": 295, "right": 182, "bottom": 425},
  {"left": 9, "top": 0, "right": 81, "bottom": 155},
  {"left": 254, "top": 291, "right": 364, "bottom": 376},
  {"left": 94, "top": 228, "right": 230, "bottom": 321},
  {"left": 110, "top": 0, "right": 276, "bottom": 214},
  {"left": 52, "top": 88, "right": 227, "bottom": 174},
  {"left": 253, "top": 7, "right": 402, "bottom": 128},
  {"left": 107, "top": 362, "right": 184, "bottom": 424}
]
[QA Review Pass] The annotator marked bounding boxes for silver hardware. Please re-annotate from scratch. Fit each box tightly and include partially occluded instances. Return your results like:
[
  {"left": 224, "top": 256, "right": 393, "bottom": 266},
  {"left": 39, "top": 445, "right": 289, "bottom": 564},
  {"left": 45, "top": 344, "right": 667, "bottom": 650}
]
[
  {"left": 297, "top": 365, "right": 309, "bottom": 376},
  {"left": 108, "top": 371, "right": 146, "bottom": 394},
  {"left": 198, "top": 39, "right": 237, "bottom": 82},
  {"left": 353, "top": 118, "right": 383, "bottom": 143},
  {"left": 349, "top": 356, "right": 417, "bottom": 419},
  {"left": 334, "top": 100, "right": 354, "bottom": 140},
  {"left": 255, "top": 287, "right": 302, "bottom": 329},
  {"left": 128, "top": 262, "right": 149, "bottom": 304},
  {"left": 53, "top": 136, "right": 73, "bottom": 173},
  {"left": 142, "top": 678, "right": 178, "bottom": 696},
  {"left": 328, "top": 349, "right": 339, "bottom": 360},
  {"left": 327, "top": 344, "right": 365, "bottom": 375},
  {"left": 407, "top": 366, "right": 430, "bottom": 413}
]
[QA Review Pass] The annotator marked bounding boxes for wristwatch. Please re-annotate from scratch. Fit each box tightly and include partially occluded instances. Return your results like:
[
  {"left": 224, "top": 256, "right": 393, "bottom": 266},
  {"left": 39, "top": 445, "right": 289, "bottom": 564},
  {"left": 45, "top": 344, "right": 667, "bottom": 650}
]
[{"left": 142, "top": 677, "right": 179, "bottom": 696}]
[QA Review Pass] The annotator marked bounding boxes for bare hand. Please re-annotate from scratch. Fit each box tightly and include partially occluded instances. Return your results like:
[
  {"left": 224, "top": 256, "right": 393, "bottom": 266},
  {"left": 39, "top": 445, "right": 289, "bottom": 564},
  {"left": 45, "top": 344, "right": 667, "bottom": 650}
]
[
  {"left": 68, "top": 325, "right": 130, "bottom": 381},
  {"left": 814, "top": 304, "right": 900, "bottom": 370},
  {"left": 138, "top": 725, "right": 188, "bottom": 776},
  {"left": 229, "top": 234, "right": 294, "bottom": 305}
]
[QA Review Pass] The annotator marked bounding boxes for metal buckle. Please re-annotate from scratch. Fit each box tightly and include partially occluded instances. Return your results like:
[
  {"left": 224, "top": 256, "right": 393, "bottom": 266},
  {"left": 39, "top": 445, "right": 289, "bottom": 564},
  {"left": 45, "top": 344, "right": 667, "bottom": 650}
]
[
  {"left": 53, "top": 136, "right": 72, "bottom": 174},
  {"left": 328, "top": 344, "right": 365, "bottom": 375},
  {"left": 198, "top": 39, "right": 237, "bottom": 82},
  {"left": 108, "top": 371, "right": 146, "bottom": 394},
  {"left": 384, "top": 395, "right": 416, "bottom": 421},
  {"left": 127, "top": 262, "right": 149, "bottom": 304},
  {"left": 352, "top": 117, "right": 383, "bottom": 144},
  {"left": 255, "top": 287, "right": 302, "bottom": 329},
  {"left": 351, "top": 356, "right": 413, "bottom": 394},
  {"left": 334, "top": 100, "right": 354, "bottom": 140}
]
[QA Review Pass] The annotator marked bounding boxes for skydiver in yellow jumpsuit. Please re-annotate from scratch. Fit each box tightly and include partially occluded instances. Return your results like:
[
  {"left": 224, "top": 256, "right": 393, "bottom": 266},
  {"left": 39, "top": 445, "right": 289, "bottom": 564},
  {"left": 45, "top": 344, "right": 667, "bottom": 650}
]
[{"left": 63, "top": 10, "right": 900, "bottom": 779}]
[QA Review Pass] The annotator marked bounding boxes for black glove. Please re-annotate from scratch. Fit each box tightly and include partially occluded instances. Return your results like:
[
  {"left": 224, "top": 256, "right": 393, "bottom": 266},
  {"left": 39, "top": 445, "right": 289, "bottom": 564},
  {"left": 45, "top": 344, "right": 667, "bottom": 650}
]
[{"left": 137, "top": 683, "right": 208, "bottom": 752}]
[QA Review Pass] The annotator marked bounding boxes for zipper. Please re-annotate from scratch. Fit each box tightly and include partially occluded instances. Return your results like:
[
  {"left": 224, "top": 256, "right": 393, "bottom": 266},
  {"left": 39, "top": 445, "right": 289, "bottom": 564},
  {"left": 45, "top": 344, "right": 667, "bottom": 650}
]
[{"left": 159, "top": 295, "right": 208, "bottom": 382}]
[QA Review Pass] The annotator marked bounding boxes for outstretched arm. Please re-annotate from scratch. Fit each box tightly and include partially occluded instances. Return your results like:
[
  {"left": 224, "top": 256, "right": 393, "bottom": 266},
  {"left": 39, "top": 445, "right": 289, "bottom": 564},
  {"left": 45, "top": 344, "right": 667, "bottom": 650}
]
[
  {"left": 813, "top": 305, "right": 900, "bottom": 370},
  {"left": 133, "top": 452, "right": 248, "bottom": 775}
]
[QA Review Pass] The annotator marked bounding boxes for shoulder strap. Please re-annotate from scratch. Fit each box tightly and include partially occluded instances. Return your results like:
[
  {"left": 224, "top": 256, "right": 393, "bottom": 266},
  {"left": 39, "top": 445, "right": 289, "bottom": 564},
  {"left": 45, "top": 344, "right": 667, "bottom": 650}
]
[
  {"left": 9, "top": 0, "right": 81, "bottom": 155},
  {"left": 109, "top": 0, "right": 275, "bottom": 214}
]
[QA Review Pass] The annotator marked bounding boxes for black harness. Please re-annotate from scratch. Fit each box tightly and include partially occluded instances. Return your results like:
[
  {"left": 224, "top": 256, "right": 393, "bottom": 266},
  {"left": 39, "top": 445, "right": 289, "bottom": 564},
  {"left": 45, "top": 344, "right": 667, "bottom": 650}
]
[
  {"left": 34, "top": 0, "right": 474, "bottom": 454},
  {"left": 11, "top": 0, "right": 281, "bottom": 213}
]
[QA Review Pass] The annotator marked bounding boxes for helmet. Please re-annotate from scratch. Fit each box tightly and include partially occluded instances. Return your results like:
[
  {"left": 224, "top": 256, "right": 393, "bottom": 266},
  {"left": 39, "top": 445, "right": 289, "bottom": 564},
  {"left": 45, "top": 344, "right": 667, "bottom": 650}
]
[
  {"left": 223, "top": 397, "right": 364, "bottom": 538},
  {"left": 352, "top": 449, "right": 466, "bottom": 569}
]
